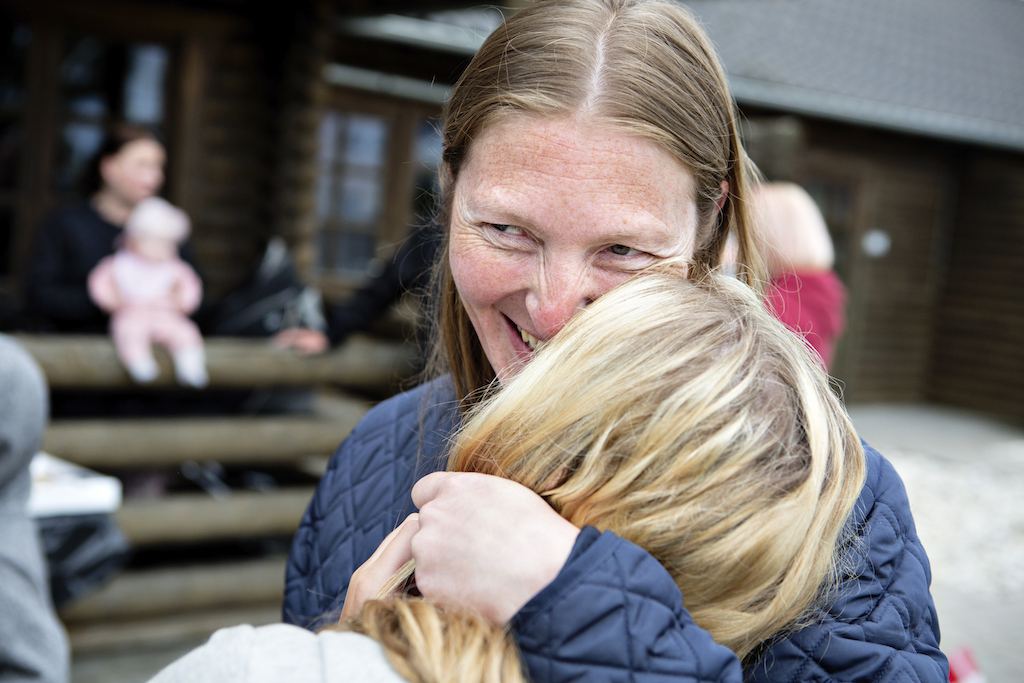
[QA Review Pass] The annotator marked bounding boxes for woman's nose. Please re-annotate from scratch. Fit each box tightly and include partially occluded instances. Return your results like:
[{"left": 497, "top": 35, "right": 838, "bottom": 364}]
[{"left": 525, "top": 267, "right": 596, "bottom": 339}]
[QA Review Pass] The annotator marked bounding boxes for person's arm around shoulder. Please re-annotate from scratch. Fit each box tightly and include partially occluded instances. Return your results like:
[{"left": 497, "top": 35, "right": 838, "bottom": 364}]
[
  {"left": 284, "top": 380, "right": 458, "bottom": 627},
  {"left": 514, "top": 527, "right": 743, "bottom": 683}
]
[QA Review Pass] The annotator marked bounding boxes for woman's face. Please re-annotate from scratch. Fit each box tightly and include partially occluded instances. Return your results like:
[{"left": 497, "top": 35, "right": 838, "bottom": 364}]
[
  {"left": 449, "top": 115, "right": 700, "bottom": 382},
  {"left": 100, "top": 138, "right": 166, "bottom": 206}
]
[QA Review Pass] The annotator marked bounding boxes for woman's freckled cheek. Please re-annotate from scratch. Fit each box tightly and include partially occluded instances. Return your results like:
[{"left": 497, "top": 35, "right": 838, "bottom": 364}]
[{"left": 450, "top": 233, "right": 524, "bottom": 310}]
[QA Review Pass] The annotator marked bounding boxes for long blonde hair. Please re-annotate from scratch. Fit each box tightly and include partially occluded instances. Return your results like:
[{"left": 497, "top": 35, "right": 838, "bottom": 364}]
[
  {"left": 429, "top": 0, "right": 765, "bottom": 403},
  {"left": 336, "top": 599, "right": 526, "bottom": 683},
  {"left": 448, "top": 270, "right": 866, "bottom": 661}
]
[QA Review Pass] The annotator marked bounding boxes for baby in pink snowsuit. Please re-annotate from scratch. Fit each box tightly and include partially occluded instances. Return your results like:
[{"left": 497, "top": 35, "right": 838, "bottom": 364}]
[{"left": 88, "top": 197, "right": 208, "bottom": 387}]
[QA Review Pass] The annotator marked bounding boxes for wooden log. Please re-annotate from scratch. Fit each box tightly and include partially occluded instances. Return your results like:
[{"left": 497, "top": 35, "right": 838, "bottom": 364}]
[
  {"left": 66, "top": 604, "right": 282, "bottom": 654},
  {"left": 61, "top": 556, "right": 287, "bottom": 623},
  {"left": 43, "top": 412, "right": 363, "bottom": 468},
  {"left": 15, "top": 334, "right": 420, "bottom": 389},
  {"left": 116, "top": 487, "right": 315, "bottom": 546}
]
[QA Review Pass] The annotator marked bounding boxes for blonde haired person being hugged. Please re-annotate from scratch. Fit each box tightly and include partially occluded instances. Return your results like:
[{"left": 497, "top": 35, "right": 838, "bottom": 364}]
[
  {"left": 285, "top": 1, "right": 946, "bottom": 681},
  {"left": 149, "top": 596, "right": 525, "bottom": 683},
  {"left": 153, "top": 271, "right": 865, "bottom": 682}
]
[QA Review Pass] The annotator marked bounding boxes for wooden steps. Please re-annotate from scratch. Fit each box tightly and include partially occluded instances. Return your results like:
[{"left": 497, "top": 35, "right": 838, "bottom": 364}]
[
  {"left": 61, "top": 556, "right": 288, "bottom": 624},
  {"left": 116, "top": 488, "right": 315, "bottom": 545},
  {"left": 21, "top": 333, "right": 410, "bottom": 656},
  {"left": 66, "top": 604, "right": 283, "bottom": 653},
  {"left": 44, "top": 413, "right": 363, "bottom": 468}
]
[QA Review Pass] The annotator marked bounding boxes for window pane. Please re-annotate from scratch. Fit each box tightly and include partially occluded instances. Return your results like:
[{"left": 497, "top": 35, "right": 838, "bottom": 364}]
[
  {"left": 330, "top": 233, "right": 376, "bottom": 273},
  {"left": 54, "top": 37, "right": 171, "bottom": 192},
  {"left": 338, "top": 171, "right": 382, "bottom": 225},
  {"left": 315, "top": 111, "right": 340, "bottom": 223},
  {"left": 61, "top": 37, "right": 115, "bottom": 119},
  {"left": 123, "top": 44, "right": 169, "bottom": 125},
  {"left": 344, "top": 114, "right": 388, "bottom": 168},
  {"left": 57, "top": 121, "right": 104, "bottom": 191},
  {"left": 411, "top": 117, "right": 442, "bottom": 223},
  {"left": 314, "top": 110, "right": 391, "bottom": 276}
]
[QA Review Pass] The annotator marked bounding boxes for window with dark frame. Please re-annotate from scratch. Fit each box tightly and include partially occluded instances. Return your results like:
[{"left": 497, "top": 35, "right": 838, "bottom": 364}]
[{"left": 313, "top": 93, "right": 442, "bottom": 289}]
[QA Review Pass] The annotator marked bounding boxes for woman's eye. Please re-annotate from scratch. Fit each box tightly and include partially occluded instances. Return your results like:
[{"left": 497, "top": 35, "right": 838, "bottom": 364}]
[
  {"left": 608, "top": 244, "right": 642, "bottom": 256},
  {"left": 492, "top": 223, "right": 524, "bottom": 236}
]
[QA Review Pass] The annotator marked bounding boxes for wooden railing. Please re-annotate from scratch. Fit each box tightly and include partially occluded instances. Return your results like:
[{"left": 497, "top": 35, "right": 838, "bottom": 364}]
[{"left": 16, "top": 333, "right": 418, "bottom": 654}]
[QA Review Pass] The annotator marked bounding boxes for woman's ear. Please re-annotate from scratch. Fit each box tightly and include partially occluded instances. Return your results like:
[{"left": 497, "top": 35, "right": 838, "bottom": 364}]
[
  {"left": 716, "top": 180, "right": 729, "bottom": 213},
  {"left": 439, "top": 165, "right": 456, "bottom": 195}
]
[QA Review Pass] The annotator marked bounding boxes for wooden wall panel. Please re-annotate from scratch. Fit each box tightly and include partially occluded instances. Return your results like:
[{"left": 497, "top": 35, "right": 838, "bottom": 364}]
[
  {"left": 184, "top": 32, "right": 275, "bottom": 299},
  {"left": 269, "top": 1, "right": 332, "bottom": 280},
  {"left": 930, "top": 152, "right": 1024, "bottom": 423},
  {"left": 795, "top": 125, "right": 956, "bottom": 404}
]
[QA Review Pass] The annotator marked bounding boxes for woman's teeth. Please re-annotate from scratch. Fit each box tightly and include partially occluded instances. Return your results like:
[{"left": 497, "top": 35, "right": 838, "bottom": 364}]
[{"left": 518, "top": 326, "right": 540, "bottom": 351}]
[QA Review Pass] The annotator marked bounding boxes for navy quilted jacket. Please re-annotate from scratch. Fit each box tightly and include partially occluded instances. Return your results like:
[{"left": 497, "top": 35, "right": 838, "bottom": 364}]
[{"left": 284, "top": 378, "right": 948, "bottom": 682}]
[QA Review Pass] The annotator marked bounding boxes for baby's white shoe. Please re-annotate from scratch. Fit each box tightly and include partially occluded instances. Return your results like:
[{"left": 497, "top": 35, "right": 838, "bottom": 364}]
[
  {"left": 173, "top": 347, "right": 209, "bottom": 388},
  {"left": 126, "top": 355, "right": 159, "bottom": 383}
]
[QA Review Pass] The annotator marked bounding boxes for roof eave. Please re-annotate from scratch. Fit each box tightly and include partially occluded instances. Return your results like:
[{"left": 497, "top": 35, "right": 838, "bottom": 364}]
[{"left": 731, "top": 76, "right": 1024, "bottom": 154}]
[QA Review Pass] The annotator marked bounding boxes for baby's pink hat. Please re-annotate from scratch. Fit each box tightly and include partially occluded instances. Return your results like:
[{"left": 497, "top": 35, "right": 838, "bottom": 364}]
[{"left": 125, "top": 197, "right": 191, "bottom": 243}]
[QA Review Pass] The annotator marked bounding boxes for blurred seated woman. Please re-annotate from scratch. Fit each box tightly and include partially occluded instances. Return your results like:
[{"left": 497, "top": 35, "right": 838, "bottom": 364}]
[
  {"left": 154, "top": 270, "right": 879, "bottom": 682},
  {"left": 24, "top": 124, "right": 200, "bottom": 333}
]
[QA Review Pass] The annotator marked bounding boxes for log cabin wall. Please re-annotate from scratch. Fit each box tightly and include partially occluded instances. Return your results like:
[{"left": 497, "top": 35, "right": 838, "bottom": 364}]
[
  {"left": 269, "top": 1, "right": 332, "bottom": 281},
  {"left": 180, "top": 31, "right": 274, "bottom": 300},
  {"left": 929, "top": 151, "right": 1024, "bottom": 423},
  {"left": 753, "top": 116, "right": 959, "bottom": 404}
]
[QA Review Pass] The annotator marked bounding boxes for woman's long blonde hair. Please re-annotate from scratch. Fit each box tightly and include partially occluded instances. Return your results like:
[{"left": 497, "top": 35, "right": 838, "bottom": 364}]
[
  {"left": 448, "top": 270, "right": 866, "bottom": 661},
  {"left": 429, "top": 0, "right": 766, "bottom": 404}
]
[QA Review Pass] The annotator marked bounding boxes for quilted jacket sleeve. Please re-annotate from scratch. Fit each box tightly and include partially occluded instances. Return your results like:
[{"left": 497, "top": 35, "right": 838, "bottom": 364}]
[
  {"left": 746, "top": 445, "right": 947, "bottom": 683},
  {"left": 283, "top": 380, "right": 457, "bottom": 628},
  {"left": 512, "top": 446, "right": 947, "bottom": 683},
  {"left": 513, "top": 527, "right": 743, "bottom": 683}
]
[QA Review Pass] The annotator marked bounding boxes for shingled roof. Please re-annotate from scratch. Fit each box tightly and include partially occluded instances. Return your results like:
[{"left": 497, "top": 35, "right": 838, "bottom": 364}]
[{"left": 683, "top": 0, "right": 1024, "bottom": 151}]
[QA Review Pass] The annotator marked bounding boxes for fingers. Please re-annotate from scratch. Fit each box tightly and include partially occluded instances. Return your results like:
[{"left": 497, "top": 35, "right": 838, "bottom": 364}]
[
  {"left": 372, "top": 513, "right": 419, "bottom": 580},
  {"left": 411, "top": 470, "right": 459, "bottom": 509},
  {"left": 339, "top": 514, "right": 419, "bottom": 622},
  {"left": 271, "top": 328, "right": 329, "bottom": 354}
]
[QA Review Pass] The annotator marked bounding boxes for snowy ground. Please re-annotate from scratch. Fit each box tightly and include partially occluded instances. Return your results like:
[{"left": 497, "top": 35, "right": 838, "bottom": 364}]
[
  {"left": 884, "top": 448, "right": 1024, "bottom": 597},
  {"left": 848, "top": 404, "right": 1024, "bottom": 683}
]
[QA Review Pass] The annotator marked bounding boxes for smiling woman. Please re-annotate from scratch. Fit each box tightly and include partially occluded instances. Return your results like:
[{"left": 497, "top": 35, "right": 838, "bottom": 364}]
[{"left": 283, "top": 2, "right": 947, "bottom": 682}]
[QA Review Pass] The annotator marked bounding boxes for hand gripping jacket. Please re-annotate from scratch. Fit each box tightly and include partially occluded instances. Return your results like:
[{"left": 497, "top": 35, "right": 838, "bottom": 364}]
[{"left": 284, "top": 378, "right": 948, "bottom": 683}]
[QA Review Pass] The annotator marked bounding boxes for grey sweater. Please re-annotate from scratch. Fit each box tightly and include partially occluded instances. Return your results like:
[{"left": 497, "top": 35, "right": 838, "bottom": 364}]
[
  {"left": 0, "top": 334, "right": 69, "bottom": 683},
  {"left": 148, "top": 624, "right": 407, "bottom": 683}
]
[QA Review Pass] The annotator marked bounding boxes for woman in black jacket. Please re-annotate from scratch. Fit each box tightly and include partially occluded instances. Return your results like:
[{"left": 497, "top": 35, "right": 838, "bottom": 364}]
[{"left": 24, "top": 123, "right": 198, "bottom": 332}]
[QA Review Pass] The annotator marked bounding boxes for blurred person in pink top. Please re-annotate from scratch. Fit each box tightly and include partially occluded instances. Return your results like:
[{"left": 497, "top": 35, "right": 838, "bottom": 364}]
[
  {"left": 88, "top": 197, "right": 207, "bottom": 387},
  {"left": 754, "top": 182, "right": 846, "bottom": 369}
]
